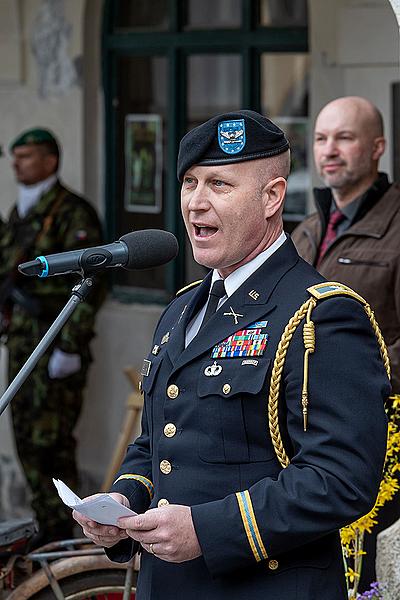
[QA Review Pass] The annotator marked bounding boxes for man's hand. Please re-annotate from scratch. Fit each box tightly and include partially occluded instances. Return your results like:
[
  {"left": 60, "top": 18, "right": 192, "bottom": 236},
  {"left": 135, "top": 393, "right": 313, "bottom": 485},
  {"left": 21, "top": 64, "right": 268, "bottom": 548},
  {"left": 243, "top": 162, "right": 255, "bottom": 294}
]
[
  {"left": 118, "top": 504, "right": 202, "bottom": 563},
  {"left": 72, "top": 493, "right": 130, "bottom": 548}
]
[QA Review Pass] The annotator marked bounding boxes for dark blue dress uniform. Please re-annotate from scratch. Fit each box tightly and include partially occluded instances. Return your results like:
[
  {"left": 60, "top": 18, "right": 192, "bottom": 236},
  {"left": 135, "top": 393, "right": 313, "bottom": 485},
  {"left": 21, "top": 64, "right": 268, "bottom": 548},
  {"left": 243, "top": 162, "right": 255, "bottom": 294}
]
[{"left": 108, "top": 238, "right": 390, "bottom": 600}]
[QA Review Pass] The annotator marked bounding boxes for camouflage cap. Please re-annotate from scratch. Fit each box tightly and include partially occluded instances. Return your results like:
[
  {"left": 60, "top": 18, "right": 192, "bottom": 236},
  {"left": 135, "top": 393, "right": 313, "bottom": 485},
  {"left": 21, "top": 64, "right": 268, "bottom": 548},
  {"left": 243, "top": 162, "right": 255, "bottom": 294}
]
[
  {"left": 9, "top": 128, "right": 60, "bottom": 154},
  {"left": 177, "top": 109, "right": 290, "bottom": 181}
]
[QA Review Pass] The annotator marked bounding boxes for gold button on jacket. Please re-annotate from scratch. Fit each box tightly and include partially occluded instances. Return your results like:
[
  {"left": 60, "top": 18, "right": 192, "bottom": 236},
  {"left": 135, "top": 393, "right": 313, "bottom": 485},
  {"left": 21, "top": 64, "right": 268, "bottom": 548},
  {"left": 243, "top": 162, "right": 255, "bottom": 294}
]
[
  {"left": 222, "top": 383, "right": 231, "bottom": 395},
  {"left": 160, "top": 459, "right": 172, "bottom": 474},
  {"left": 268, "top": 559, "right": 279, "bottom": 570},
  {"left": 164, "top": 423, "right": 177, "bottom": 437},
  {"left": 167, "top": 384, "right": 179, "bottom": 399},
  {"left": 158, "top": 498, "right": 170, "bottom": 507}
]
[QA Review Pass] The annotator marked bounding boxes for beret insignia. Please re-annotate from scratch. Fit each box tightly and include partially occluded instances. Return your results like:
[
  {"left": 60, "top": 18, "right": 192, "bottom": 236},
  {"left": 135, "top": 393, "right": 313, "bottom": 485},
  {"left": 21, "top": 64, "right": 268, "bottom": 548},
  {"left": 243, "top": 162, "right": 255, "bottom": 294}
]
[{"left": 218, "top": 119, "right": 246, "bottom": 154}]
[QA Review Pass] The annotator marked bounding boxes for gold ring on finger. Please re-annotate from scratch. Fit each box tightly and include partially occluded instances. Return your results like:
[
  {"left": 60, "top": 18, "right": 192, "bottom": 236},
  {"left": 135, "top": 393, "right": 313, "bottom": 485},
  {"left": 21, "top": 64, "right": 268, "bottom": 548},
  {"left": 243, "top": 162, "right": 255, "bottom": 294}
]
[{"left": 149, "top": 543, "right": 156, "bottom": 556}]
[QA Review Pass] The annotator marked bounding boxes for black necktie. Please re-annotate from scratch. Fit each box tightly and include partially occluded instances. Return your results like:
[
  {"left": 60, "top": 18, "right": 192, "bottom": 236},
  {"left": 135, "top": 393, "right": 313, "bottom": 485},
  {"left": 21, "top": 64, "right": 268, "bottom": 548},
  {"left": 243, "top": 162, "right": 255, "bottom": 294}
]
[{"left": 199, "top": 279, "right": 226, "bottom": 330}]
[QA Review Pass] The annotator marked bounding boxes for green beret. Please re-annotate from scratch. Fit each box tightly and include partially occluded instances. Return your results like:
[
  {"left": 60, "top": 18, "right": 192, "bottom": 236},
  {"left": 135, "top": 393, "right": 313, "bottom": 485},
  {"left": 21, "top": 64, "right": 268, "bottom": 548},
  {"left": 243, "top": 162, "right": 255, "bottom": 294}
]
[
  {"left": 177, "top": 109, "right": 289, "bottom": 181},
  {"left": 9, "top": 128, "right": 60, "bottom": 153}
]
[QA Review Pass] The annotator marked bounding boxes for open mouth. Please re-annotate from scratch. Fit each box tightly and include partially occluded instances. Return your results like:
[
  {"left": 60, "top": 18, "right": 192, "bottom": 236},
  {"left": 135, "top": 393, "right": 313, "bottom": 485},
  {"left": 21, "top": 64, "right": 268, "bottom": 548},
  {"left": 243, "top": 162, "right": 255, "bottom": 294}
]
[{"left": 194, "top": 225, "right": 218, "bottom": 238}]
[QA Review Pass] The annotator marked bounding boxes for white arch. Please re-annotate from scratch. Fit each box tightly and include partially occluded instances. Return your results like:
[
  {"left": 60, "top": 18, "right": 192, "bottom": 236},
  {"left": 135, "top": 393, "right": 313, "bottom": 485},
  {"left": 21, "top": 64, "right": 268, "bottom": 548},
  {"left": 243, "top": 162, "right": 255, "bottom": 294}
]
[{"left": 389, "top": 0, "right": 400, "bottom": 27}]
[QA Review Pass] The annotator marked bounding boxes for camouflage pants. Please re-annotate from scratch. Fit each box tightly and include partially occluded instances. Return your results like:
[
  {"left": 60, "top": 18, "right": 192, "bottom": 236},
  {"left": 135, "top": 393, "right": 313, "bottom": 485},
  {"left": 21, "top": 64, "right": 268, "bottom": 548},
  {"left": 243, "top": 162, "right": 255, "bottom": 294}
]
[{"left": 8, "top": 337, "right": 88, "bottom": 542}]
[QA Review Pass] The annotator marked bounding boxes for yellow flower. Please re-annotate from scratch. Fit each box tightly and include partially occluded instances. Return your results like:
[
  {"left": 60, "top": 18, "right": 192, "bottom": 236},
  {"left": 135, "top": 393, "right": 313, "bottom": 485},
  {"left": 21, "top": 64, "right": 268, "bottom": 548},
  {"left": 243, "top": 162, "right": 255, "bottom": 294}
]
[
  {"left": 345, "top": 568, "right": 360, "bottom": 583},
  {"left": 341, "top": 395, "right": 400, "bottom": 596},
  {"left": 353, "top": 515, "right": 377, "bottom": 534},
  {"left": 341, "top": 528, "right": 355, "bottom": 546},
  {"left": 391, "top": 394, "right": 400, "bottom": 409}
]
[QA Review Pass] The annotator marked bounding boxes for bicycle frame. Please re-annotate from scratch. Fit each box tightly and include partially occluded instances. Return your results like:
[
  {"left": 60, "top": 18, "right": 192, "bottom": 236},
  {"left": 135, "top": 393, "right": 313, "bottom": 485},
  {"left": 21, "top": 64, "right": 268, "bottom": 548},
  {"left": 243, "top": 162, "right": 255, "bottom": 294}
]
[{"left": 3, "top": 538, "right": 137, "bottom": 600}]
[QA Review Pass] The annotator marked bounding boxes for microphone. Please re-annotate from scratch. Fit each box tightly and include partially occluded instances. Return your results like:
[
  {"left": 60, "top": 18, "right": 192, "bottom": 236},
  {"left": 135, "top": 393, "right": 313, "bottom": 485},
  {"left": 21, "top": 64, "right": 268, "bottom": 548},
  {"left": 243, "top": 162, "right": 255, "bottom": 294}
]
[{"left": 18, "top": 229, "right": 179, "bottom": 278}]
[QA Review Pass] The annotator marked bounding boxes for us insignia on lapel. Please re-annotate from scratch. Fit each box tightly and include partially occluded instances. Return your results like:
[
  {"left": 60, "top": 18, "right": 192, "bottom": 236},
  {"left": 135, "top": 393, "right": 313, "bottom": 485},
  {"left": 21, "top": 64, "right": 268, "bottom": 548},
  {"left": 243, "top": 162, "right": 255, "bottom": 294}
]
[
  {"left": 248, "top": 290, "right": 259, "bottom": 300},
  {"left": 211, "top": 328, "right": 269, "bottom": 358}
]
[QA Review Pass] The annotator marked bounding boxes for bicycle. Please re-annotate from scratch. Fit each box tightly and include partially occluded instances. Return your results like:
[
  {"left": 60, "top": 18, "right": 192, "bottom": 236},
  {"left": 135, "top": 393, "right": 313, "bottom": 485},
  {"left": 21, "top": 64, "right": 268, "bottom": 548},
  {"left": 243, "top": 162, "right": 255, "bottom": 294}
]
[
  {"left": 0, "top": 368, "right": 143, "bottom": 599},
  {"left": 0, "top": 516, "right": 138, "bottom": 599}
]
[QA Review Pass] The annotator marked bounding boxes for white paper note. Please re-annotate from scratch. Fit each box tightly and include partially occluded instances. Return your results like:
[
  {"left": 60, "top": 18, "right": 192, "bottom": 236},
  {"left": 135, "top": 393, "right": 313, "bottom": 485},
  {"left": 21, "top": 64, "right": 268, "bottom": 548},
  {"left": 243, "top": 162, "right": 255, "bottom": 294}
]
[{"left": 53, "top": 478, "right": 137, "bottom": 526}]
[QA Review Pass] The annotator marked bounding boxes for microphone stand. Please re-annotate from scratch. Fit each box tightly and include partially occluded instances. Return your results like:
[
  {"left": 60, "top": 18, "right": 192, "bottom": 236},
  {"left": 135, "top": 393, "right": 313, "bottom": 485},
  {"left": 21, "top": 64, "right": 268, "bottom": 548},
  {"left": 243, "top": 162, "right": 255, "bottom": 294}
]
[{"left": 0, "top": 276, "right": 94, "bottom": 417}]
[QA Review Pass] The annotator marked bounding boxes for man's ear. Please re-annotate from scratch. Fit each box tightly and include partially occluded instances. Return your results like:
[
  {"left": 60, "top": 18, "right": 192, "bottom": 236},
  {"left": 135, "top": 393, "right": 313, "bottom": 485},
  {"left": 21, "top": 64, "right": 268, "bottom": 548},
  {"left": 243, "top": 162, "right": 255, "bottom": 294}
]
[
  {"left": 263, "top": 177, "right": 287, "bottom": 218},
  {"left": 44, "top": 154, "right": 58, "bottom": 175},
  {"left": 372, "top": 136, "right": 385, "bottom": 161}
]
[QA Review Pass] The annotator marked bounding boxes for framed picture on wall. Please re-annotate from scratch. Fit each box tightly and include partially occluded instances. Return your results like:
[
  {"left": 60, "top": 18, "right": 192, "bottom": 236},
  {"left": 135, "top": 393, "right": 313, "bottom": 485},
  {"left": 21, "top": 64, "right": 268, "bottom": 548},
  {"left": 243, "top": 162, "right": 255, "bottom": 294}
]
[{"left": 124, "top": 114, "right": 163, "bottom": 213}]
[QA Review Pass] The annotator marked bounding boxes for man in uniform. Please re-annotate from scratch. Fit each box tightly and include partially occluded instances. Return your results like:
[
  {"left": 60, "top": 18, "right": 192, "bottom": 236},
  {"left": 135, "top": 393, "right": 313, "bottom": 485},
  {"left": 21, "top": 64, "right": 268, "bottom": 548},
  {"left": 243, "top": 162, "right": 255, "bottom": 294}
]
[
  {"left": 73, "top": 111, "right": 390, "bottom": 599},
  {"left": 0, "top": 128, "right": 105, "bottom": 544},
  {"left": 291, "top": 96, "right": 400, "bottom": 588}
]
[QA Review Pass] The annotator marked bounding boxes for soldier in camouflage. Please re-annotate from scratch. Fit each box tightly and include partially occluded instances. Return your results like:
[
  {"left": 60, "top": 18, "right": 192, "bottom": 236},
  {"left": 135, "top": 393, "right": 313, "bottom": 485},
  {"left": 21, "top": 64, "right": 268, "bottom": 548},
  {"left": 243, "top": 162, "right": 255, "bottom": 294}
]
[{"left": 0, "top": 128, "right": 105, "bottom": 544}]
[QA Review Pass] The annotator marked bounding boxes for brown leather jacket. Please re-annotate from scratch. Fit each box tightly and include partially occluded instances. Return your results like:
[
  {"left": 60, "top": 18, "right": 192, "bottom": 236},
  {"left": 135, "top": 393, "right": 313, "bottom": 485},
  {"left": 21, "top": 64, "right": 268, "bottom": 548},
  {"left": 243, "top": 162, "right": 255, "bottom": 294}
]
[{"left": 292, "top": 178, "right": 400, "bottom": 392}]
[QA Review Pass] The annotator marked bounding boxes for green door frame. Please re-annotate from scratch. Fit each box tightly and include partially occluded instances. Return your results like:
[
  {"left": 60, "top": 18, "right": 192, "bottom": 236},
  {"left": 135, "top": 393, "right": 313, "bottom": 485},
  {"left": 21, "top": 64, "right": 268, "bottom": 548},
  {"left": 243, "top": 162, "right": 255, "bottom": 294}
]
[{"left": 102, "top": 0, "right": 308, "bottom": 296}]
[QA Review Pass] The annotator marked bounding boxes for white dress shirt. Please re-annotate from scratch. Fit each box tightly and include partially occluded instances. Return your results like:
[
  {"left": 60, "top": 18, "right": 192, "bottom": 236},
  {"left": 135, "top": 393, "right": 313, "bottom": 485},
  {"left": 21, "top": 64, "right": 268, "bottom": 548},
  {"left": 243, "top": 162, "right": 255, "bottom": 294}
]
[
  {"left": 185, "top": 231, "right": 286, "bottom": 346},
  {"left": 17, "top": 173, "right": 58, "bottom": 218}
]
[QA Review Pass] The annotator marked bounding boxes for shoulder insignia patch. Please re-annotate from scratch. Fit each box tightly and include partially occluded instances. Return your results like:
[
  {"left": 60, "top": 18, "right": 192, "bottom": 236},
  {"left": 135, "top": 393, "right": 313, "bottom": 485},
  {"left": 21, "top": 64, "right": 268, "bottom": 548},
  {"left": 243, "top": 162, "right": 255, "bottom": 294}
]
[
  {"left": 307, "top": 281, "right": 366, "bottom": 305},
  {"left": 176, "top": 279, "right": 203, "bottom": 297}
]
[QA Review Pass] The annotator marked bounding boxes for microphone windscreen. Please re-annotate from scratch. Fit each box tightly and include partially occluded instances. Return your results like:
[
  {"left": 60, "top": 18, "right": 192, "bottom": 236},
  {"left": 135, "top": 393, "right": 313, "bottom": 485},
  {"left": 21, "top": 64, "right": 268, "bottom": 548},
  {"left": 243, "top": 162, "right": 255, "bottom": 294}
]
[{"left": 120, "top": 229, "right": 179, "bottom": 270}]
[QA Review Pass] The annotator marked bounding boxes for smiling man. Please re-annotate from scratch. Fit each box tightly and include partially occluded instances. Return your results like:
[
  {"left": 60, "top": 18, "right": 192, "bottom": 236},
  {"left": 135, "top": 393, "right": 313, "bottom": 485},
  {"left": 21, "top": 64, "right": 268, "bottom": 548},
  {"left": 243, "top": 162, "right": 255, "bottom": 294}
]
[
  {"left": 293, "top": 98, "right": 400, "bottom": 393},
  {"left": 74, "top": 110, "right": 390, "bottom": 600},
  {"left": 292, "top": 96, "right": 400, "bottom": 590}
]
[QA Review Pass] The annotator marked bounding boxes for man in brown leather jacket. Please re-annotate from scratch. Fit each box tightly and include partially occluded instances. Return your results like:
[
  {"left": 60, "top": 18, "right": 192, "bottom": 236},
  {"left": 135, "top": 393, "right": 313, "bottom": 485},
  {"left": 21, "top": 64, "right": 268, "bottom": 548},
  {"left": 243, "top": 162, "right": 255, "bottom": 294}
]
[{"left": 292, "top": 96, "right": 400, "bottom": 590}]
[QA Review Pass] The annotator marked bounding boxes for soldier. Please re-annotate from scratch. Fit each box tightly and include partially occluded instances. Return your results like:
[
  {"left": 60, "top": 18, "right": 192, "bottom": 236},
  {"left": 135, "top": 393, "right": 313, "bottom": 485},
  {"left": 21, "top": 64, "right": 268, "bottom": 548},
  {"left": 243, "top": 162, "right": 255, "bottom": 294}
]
[
  {"left": 73, "top": 111, "right": 389, "bottom": 599},
  {"left": 0, "top": 128, "right": 105, "bottom": 544}
]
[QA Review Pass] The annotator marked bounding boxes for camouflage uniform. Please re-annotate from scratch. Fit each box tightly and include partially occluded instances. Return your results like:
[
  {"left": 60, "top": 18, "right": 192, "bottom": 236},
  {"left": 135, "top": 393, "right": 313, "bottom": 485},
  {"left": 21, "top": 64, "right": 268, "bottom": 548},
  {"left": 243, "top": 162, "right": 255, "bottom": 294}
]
[{"left": 0, "top": 180, "right": 105, "bottom": 542}]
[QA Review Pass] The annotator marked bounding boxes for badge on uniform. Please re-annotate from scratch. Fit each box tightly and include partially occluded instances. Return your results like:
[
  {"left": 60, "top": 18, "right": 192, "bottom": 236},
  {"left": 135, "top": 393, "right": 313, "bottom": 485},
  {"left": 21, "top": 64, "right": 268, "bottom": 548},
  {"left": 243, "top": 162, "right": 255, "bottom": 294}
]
[
  {"left": 241, "top": 359, "right": 259, "bottom": 366},
  {"left": 218, "top": 119, "right": 246, "bottom": 155},
  {"left": 204, "top": 361, "right": 223, "bottom": 376},
  {"left": 141, "top": 359, "right": 152, "bottom": 377},
  {"left": 248, "top": 320, "right": 268, "bottom": 329},
  {"left": 211, "top": 328, "right": 269, "bottom": 358},
  {"left": 223, "top": 306, "right": 244, "bottom": 325},
  {"left": 75, "top": 229, "right": 88, "bottom": 241},
  {"left": 161, "top": 332, "right": 170, "bottom": 345},
  {"left": 248, "top": 290, "right": 260, "bottom": 300}
]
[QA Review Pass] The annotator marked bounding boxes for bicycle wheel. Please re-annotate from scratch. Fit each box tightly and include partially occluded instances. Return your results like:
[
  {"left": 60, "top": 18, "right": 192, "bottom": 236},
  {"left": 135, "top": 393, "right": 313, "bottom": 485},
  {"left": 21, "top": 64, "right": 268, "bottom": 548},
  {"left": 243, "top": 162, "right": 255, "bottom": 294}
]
[{"left": 31, "top": 569, "right": 137, "bottom": 599}]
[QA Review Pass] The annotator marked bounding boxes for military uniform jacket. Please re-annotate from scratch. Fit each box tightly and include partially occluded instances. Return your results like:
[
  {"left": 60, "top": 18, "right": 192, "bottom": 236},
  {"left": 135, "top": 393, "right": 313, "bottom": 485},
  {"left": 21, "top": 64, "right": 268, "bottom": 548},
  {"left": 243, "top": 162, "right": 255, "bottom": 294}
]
[
  {"left": 109, "top": 238, "right": 389, "bottom": 600},
  {"left": 0, "top": 180, "right": 105, "bottom": 358}
]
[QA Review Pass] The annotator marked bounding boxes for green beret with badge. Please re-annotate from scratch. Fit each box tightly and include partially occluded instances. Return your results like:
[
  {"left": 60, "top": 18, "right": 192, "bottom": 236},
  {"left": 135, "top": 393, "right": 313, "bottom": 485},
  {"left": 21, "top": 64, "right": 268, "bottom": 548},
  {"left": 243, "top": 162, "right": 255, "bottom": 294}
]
[{"left": 9, "top": 127, "right": 60, "bottom": 154}]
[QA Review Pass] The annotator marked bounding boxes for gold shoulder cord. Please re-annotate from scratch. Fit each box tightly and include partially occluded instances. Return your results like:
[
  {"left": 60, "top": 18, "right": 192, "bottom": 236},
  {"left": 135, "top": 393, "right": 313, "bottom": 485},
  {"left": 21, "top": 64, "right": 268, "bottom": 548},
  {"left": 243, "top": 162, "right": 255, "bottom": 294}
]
[
  {"left": 176, "top": 279, "right": 203, "bottom": 297},
  {"left": 268, "top": 282, "right": 391, "bottom": 469}
]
